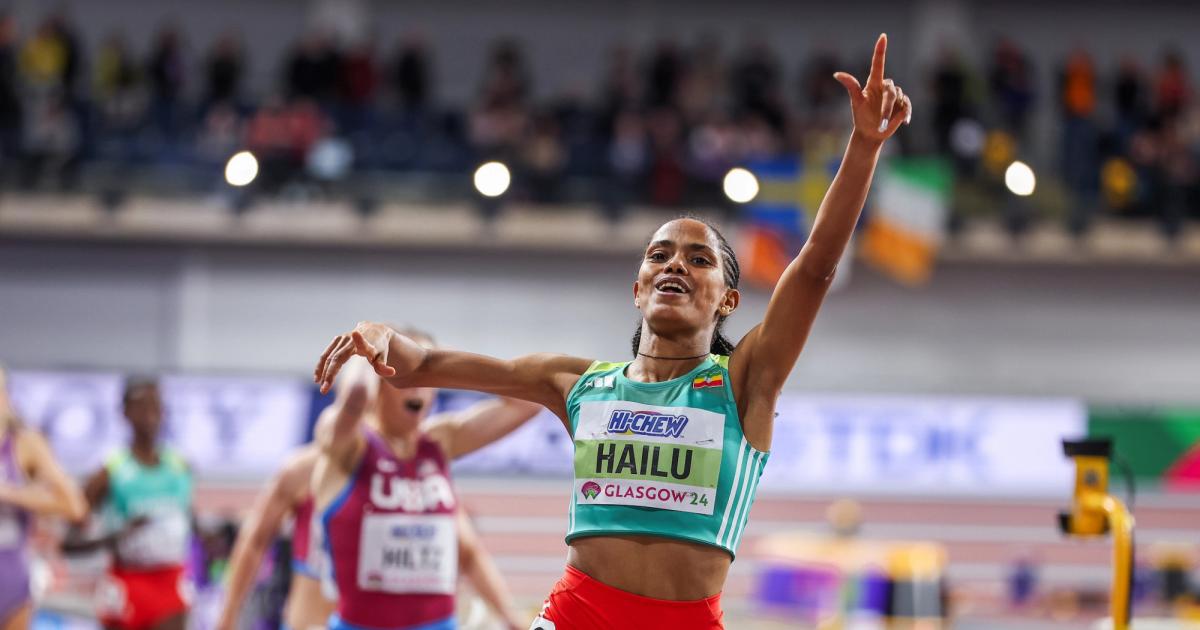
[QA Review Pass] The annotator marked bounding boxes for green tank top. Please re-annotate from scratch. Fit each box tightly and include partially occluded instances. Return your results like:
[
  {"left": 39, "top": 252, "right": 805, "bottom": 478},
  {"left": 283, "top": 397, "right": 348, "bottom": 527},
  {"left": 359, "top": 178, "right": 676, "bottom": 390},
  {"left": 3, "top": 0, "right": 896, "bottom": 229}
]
[
  {"left": 565, "top": 355, "right": 769, "bottom": 558},
  {"left": 105, "top": 447, "right": 193, "bottom": 567}
]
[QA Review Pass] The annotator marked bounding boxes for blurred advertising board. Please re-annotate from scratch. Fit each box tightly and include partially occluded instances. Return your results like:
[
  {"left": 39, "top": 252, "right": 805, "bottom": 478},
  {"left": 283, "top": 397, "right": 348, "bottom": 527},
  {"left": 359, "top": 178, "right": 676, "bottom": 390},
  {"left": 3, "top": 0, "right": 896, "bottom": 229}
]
[
  {"left": 758, "top": 395, "right": 1085, "bottom": 496},
  {"left": 8, "top": 370, "right": 1087, "bottom": 495},
  {"left": 7, "top": 370, "right": 310, "bottom": 479},
  {"left": 450, "top": 391, "right": 1085, "bottom": 497},
  {"left": 1089, "top": 406, "right": 1200, "bottom": 492}
]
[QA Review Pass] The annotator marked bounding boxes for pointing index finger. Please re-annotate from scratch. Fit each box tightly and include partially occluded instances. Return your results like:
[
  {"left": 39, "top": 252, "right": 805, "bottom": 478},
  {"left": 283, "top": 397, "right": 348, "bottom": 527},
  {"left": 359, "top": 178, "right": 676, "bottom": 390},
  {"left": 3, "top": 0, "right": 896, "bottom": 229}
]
[{"left": 867, "top": 33, "right": 887, "bottom": 88}]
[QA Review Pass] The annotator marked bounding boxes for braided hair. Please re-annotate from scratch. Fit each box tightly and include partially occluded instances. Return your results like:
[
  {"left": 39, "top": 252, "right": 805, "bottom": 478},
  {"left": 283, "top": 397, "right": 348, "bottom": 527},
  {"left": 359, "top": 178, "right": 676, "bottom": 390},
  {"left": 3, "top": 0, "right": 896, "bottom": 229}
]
[{"left": 631, "top": 215, "right": 741, "bottom": 358}]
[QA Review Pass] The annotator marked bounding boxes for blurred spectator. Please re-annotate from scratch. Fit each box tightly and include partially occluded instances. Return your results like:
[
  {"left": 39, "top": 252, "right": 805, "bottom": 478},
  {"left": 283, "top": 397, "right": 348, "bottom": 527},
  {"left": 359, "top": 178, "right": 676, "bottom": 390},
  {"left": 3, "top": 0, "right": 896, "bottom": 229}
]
[
  {"left": 988, "top": 38, "right": 1035, "bottom": 142},
  {"left": 597, "top": 44, "right": 640, "bottom": 135},
  {"left": 730, "top": 35, "right": 784, "bottom": 130},
  {"left": 341, "top": 39, "right": 378, "bottom": 106},
  {"left": 339, "top": 38, "right": 378, "bottom": 133},
  {"left": 601, "top": 109, "right": 647, "bottom": 220},
  {"left": 520, "top": 110, "right": 566, "bottom": 202},
  {"left": 646, "top": 108, "right": 685, "bottom": 206},
  {"left": 469, "top": 99, "right": 526, "bottom": 157},
  {"left": 93, "top": 33, "right": 145, "bottom": 155},
  {"left": 798, "top": 47, "right": 842, "bottom": 126},
  {"left": 479, "top": 39, "right": 528, "bottom": 110},
  {"left": 1059, "top": 49, "right": 1100, "bottom": 235},
  {"left": 0, "top": 13, "right": 22, "bottom": 168},
  {"left": 196, "top": 101, "right": 242, "bottom": 165},
  {"left": 286, "top": 31, "right": 341, "bottom": 103},
  {"left": 1159, "top": 119, "right": 1196, "bottom": 241},
  {"left": 246, "top": 96, "right": 328, "bottom": 190},
  {"left": 46, "top": 8, "right": 82, "bottom": 99},
  {"left": 678, "top": 33, "right": 724, "bottom": 125},
  {"left": 687, "top": 113, "right": 736, "bottom": 207},
  {"left": 644, "top": 38, "right": 685, "bottom": 110},
  {"left": 470, "top": 40, "right": 530, "bottom": 156},
  {"left": 20, "top": 91, "right": 80, "bottom": 188},
  {"left": 20, "top": 18, "right": 69, "bottom": 91},
  {"left": 1153, "top": 49, "right": 1190, "bottom": 125},
  {"left": 204, "top": 31, "right": 244, "bottom": 111},
  {"left": 390, "top": 35, "right": 431, "bottom": 112},
  {"left": 147, "top": 24, "right": 187, "bottom": 141},
  {"left": 930, "top": 45, "right": 972, "bottom": 157},
  {"left": 737, "top": 113, "right": 782, "bottom": 160},
  {"left": 1113, "top": 55, "right": 1147, "bottom": 149}
]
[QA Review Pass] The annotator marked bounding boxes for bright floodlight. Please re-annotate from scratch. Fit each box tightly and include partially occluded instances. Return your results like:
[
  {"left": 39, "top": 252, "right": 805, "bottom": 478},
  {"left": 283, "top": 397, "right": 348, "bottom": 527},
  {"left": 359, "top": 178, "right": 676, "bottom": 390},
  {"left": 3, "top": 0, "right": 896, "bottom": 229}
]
[
  {"left": 723, "top": 167, "right": 759, "bottom": 204},
  {"left": 473, "top": 161, "right": 511, "bottom": 198},
  {"left": 225, "top": 151, "right": 259, "bottom": 187},
  {"left": 1005, "top": 160, "right": 1036, "bottom": 197}
]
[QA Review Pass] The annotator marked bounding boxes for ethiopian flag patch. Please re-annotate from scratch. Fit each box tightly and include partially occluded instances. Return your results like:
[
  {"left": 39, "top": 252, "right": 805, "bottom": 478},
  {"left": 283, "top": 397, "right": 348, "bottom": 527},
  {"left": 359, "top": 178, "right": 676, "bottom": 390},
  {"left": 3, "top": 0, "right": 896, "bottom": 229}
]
[{"left": 693, "top": 371, "right": 724, "bottom": 389}]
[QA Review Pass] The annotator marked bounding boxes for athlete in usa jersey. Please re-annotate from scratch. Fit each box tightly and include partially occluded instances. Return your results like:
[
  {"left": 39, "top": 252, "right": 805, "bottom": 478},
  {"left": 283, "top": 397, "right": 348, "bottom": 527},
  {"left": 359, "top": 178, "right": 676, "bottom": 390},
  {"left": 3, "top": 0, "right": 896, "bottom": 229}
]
[{"left": 314, "top": 329, "right": 542, "bottom": 630}]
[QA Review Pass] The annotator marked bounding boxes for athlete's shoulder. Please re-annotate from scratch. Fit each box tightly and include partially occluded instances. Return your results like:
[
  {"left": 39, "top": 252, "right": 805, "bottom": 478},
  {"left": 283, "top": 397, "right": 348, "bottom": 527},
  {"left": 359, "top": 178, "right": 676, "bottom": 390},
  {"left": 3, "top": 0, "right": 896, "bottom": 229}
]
[
  {"left": 103, "top": 448, "right": 131, "bottom": 473},
  {"left": 159, "top": 447, "right": 191, "bottom": 474},
  {"left": 584, "top": 360, "right": 629, "bottom": 375}
]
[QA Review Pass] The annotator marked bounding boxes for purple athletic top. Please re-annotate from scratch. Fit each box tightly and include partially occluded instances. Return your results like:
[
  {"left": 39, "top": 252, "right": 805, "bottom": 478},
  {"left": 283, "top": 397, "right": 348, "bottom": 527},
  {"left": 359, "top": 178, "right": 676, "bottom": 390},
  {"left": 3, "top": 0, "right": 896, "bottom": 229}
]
[{"left": 0, "top": 429, "right": 31, "bottom": 617}]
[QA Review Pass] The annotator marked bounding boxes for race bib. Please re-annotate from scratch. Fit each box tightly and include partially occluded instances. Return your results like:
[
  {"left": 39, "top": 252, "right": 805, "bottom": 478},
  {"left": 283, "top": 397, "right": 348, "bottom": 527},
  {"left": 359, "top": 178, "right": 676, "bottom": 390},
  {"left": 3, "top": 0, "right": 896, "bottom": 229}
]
[
  {"left": 357, "top": 513, "right": 456, "bottom": 594},
  {"left": 117, "top": 509, "right": 189, "bottom": 566},
  {"left": 573, "top": 400, "right": 725, "bottom": 515}
]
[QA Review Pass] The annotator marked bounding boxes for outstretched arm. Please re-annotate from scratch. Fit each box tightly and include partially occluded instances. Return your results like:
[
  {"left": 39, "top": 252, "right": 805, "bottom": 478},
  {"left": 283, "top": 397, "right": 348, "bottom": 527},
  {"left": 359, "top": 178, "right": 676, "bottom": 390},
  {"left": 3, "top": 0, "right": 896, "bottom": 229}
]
[
  {"left": 0, "top": 430, "right": 87, "bottom": 522},
  {"left": 216, "top": 449, "right": 315, "bottom": 630},
  {"left": 731, "top": 34, "right": 911, "bottom": 413},
  {"left": 426, "top": 397, "right": 545, "bottom": 459},
  {"left": 315, "top": 323, "right": 591, "bottom": 421}
]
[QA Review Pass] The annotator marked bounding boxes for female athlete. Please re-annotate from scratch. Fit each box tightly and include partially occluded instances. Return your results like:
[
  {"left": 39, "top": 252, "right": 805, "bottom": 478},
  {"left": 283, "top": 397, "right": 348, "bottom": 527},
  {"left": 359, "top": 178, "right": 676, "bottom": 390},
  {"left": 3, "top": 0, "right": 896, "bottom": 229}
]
[
  {"left": 316, "top": 330, "right": 543, "bottom": 630},
  {"left": 0, "top": 365, "right": 88, "bottom": 630},
  {"left": 314, "top": 34, "right": 910, "bottom": 629}
]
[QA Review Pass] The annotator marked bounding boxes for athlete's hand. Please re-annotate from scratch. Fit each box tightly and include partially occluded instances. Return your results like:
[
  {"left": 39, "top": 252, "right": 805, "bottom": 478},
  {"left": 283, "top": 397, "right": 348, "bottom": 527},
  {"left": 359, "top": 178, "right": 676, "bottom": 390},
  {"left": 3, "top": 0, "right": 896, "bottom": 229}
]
[
  {"left": 315, "top": 321, "right": 399, "bottom": 394},
  {"left": 834, "top": 33, "right": 911, "bottom": 145}
]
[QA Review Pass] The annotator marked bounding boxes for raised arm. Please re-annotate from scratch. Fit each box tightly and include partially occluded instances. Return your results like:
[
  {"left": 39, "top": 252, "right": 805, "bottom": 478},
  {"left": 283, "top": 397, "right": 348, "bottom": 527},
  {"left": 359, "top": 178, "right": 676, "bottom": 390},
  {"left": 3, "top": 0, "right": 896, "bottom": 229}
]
[
  {"left": 425, "top": 397, "right": 545, "bottom": 459},
  {"left": 216, "top": 449, "right": 316, "bottom": 630},
  {"left": 316, "top": 358, "right": 374, "bottom": 474},
  {"left": 0, "top": 430, "right": 87, "bottom": 522},
  {"left": 315, "top": 323, "right": 591, "bottom": 421},
  {"left": 731, "top": 34, "right": 911, "bottom": 408}
]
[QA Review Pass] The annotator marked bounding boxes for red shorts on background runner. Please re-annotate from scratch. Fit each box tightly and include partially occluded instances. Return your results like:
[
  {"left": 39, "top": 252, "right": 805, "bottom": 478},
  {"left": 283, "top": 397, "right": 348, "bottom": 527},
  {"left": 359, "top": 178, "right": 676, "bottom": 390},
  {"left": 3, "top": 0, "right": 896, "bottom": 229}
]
[
  {"left": 531, "top": 565, "right": 724, "bottom": 630},
  {"left": 96, "top": 565, "right": 190, "bottom": 630}
]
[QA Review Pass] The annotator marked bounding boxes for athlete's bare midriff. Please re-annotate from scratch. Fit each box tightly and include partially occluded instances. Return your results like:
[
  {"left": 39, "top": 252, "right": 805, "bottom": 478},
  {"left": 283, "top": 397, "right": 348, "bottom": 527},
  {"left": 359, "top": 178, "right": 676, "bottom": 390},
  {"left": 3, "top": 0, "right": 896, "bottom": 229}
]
[
  {"left": 284, "top": 574, "right": 336, "bottom": 630},
  {"left": 567, "top": 535, "right": 731, "bottom": 601}
]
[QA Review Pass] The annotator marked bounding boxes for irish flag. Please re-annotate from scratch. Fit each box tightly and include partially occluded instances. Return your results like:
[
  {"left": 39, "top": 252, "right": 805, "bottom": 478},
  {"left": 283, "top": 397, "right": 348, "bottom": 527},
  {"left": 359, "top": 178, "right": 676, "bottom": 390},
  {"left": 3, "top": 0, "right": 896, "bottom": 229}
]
[{"left": 861, "top": 158, "right": 953, "bottom": 285}]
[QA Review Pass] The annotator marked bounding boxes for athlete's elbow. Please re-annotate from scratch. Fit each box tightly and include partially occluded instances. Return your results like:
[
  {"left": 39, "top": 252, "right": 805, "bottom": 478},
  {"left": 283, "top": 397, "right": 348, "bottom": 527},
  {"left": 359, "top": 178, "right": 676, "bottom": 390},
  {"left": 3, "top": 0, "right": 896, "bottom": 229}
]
[
  {"left": 796, "top": 251, "right": 838, "bottom": 283},
  {"left": 457, "top": 541, "right": 478, "bottom": 572}
]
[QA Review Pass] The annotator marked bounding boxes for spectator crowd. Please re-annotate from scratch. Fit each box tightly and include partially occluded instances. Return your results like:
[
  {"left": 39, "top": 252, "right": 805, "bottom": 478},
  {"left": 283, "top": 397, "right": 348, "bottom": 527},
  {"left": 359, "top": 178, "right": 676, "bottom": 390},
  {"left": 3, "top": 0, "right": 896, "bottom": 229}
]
[{"left": 0, "top": 9, "right": 1196, "bottom": 237}]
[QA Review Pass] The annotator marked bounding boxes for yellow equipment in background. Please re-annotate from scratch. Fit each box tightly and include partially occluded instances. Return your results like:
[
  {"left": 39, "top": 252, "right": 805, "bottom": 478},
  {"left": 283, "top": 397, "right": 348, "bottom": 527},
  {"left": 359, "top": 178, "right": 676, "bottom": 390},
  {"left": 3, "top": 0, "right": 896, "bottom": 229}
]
[{"left": 1058, "top": 438, "right": 1134, "bottom": 630}]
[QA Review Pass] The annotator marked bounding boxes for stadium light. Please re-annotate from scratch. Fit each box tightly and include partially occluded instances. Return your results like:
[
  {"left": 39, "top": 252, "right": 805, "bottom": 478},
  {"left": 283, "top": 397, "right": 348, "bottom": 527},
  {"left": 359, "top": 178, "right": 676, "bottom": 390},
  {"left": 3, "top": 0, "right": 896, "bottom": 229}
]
[
  {"left": 473, "top": 161, "right": 511, "bottom": 198},
  {"left": 723, "top": 167, "right": 759, "bottom": 204},
  {"left": 1004, "top": 161, "right": 1036, "bottom": 197},
  {"left": 225, "top": 151, "right": 259, "bottom": 187}
]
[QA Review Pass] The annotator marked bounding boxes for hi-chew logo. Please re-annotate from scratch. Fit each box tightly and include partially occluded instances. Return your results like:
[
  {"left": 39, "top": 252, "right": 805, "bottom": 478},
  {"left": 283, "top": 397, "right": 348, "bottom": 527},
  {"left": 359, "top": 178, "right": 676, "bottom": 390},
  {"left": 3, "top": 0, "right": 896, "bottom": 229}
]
[
  {"left": 580, "top": 481, "right": 601, "bottom": 500},
  {"left": 606, "top": 410, "right": 689, "bottom": 438}
]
